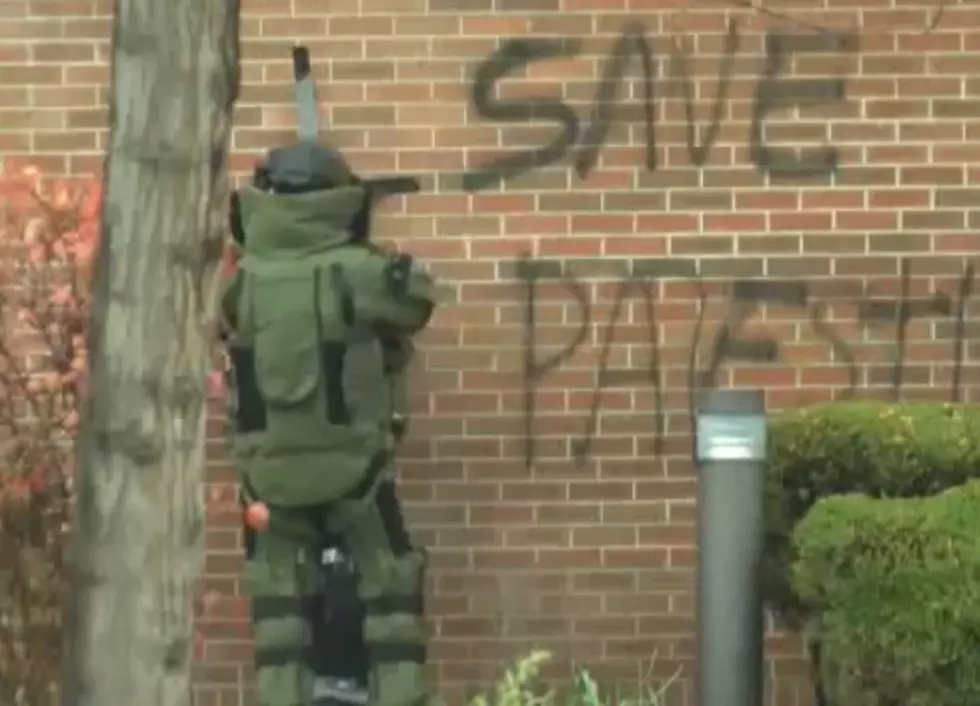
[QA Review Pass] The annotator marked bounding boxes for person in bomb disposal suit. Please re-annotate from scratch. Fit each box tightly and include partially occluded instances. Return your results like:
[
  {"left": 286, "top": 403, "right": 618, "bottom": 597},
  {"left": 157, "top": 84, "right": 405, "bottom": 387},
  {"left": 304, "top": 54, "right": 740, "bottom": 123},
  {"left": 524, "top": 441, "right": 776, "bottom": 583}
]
[
  {"left": 221, "top": 139, "right": 441, "bottom": 706},
  {"left": 222, "top": 223, "right": 377, "bottom": 705}
]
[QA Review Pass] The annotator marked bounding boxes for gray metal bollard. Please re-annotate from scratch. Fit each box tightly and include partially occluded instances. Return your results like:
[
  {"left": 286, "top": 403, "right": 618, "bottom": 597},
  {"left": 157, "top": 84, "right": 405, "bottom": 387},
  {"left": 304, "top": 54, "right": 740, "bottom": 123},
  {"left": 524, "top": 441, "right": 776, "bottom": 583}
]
[{"left": 694, "top": 389, "right": 766, "bottom": 706}]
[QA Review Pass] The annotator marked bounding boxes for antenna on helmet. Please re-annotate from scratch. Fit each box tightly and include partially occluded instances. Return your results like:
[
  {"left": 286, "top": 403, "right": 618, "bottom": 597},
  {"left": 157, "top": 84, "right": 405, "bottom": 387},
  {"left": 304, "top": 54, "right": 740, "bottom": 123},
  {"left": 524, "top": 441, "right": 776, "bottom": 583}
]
[
  {"left": 292, "top": 45, "right": 320, "bottom": 142},
  {"left": 288, "top": 44, "right": 420, "bottom": 233}
]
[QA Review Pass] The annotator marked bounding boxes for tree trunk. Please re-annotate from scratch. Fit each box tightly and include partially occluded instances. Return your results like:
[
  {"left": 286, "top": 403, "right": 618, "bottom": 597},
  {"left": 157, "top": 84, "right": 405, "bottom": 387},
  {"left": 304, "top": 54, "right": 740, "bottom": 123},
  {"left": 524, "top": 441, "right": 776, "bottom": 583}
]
[{"left": 61, "top": 1, "right": 240, "bottom": 705}]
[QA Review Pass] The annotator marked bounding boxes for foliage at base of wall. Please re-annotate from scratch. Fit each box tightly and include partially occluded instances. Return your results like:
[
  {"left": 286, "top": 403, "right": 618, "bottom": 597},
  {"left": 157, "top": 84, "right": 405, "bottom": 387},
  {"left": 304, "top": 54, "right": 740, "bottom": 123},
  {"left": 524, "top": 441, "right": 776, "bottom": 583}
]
[
  {"left": 0, "top": 165, "right": 99, "bottom": 705},
  {"left": 467, "top": 649, "right": 681, "bottom": 706},
  {"left": 792, "top": 480, "right": 980, "bottom": 706},
  {"left": 761, "top": 401, "right": 980, "bottom": 628}
]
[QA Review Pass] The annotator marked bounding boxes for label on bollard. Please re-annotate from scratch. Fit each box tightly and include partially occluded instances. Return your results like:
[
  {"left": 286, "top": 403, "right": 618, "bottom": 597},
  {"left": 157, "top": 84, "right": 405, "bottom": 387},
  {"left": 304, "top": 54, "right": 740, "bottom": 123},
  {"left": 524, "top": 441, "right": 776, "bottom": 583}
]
[{"left": 696, "top": 415, "right": 766, "bottom": 463}]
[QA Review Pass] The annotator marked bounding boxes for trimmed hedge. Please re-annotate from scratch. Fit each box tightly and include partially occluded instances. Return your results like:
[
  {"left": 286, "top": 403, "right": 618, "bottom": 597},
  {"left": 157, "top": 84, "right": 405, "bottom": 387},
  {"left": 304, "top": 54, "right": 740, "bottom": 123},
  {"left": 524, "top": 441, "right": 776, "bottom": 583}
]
[
  {"left": 791, "top": 481, "right": 980, "bottom": 705},
  {"left": 761, "top": 401, "right": 980, "bottom": 626}
]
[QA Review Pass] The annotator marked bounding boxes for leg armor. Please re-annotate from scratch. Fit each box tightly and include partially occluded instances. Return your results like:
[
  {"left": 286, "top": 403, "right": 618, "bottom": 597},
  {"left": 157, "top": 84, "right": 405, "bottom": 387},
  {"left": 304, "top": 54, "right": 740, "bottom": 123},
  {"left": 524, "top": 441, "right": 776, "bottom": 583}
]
[
  {"left": 245, "top": 508, "right": 322, "bottom": 706},
  {"left": 331, "top": 479, "right": 438, "bottom": 706}
]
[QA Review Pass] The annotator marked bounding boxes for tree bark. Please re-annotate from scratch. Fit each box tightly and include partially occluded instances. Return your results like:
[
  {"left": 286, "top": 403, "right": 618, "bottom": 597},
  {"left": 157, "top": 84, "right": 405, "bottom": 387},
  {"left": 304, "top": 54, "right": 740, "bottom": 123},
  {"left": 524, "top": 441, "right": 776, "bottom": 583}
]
[{"left": 61, "top": 1, "right": 240, "bottom": 705}]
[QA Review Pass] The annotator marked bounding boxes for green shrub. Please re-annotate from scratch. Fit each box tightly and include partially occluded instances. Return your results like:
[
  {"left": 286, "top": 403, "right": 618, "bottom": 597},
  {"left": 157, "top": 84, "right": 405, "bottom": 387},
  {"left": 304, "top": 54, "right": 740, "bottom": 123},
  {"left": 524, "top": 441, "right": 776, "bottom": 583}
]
[
  {"left": 790, "top": 481, "right": 980, "bottom": 706},
  {"left": 761, "top": 401, "right": 980, "bottom": 626}
]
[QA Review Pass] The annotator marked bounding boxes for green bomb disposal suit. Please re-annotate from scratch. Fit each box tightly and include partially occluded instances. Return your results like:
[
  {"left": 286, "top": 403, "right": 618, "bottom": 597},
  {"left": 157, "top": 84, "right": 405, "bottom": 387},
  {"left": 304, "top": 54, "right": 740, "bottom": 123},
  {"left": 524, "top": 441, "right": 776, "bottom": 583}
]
[{"left": 222, "top": 145, "right": 441, "bottom": 706}]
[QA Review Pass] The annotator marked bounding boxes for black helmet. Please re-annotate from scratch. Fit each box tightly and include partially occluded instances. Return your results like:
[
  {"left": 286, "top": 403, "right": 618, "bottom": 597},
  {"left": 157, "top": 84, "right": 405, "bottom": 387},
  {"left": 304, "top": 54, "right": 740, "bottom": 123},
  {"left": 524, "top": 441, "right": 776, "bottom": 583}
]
[{"left": 256, "top": 140, "right": 356, "bottom": 194}]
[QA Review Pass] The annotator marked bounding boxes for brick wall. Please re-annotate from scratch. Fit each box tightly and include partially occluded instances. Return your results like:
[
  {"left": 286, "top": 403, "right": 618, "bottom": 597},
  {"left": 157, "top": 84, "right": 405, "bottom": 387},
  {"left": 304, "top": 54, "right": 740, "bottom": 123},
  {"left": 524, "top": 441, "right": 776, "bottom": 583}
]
[{"left": 3, "top": 0, "right": 979, "bottom": 704}]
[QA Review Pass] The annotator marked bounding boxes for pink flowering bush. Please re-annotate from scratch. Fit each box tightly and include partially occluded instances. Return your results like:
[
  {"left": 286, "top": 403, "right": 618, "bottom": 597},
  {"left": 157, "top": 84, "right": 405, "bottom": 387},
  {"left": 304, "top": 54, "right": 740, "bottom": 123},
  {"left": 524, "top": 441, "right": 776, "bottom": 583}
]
[{"left": 0, "top": 164, "right": 99, "bottom": 705}]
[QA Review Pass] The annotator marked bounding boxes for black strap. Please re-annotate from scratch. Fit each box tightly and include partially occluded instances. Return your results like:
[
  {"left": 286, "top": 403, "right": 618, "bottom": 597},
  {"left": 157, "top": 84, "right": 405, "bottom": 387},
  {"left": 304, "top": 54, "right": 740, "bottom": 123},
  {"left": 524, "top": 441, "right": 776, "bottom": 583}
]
[
  {"left": 374, "top": 479, "right": 413, "bottom": 556},
  {"left": 329, "top": 263, "right": 356, "bottom": 327},
  {"left": 364, "top": 594, "right": 423, "bottom": 616},
  {"left": 390, "top": 416, "right": 407, "bottom": 441},
  {"left": 239, "top": 484, "right": 258, "bottom": 560},
  {"left": 810, "top": 638, "right": 830, "bottom": 706},
  {"left": 341, "top": 448, "right": 390, "bottom": 502},
  {"left": 250, "top": 595, "right": 320, "bottom": 620},
  {"left": 240, "top": 475, "right": 259, "bottom": 505},
  {"left": 229, "top": 191, "right": 245, "bottom": 246},
  {"left": 228, "top": 347, "right": 267, "bottom": 432},
  {"left": 321, "top": 342, "right": 352, "bottom": 425},
  {"left": 314, "top": 266, "right": 353, "bottom": 426},
  {"left": 368, "top": 642, "right": 426, "bottom": 665},
  {"left": 254, "top": 645, "right": 308, "bottom": 668}
]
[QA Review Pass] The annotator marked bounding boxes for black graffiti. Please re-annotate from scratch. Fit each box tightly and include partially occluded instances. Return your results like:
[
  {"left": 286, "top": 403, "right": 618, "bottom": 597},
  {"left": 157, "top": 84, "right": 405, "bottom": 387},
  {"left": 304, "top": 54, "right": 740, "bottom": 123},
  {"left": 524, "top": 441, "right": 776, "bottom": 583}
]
[
  {"left": 701, "top": 266, "right": 956, "bottom": 399},
  {"left": 519, "top": 255, "right": 590, "bottom": 471},
  {"left": 573, "top": 21, "right": 657, "bottom": 179},
  {"left": 519, "top": 256, "right": 976, "bottom": 470},
  {"left": 672, "top": 19, "right": 739, "bottom": 170},
  {"left": 571, "top": 275, "right": 664, "bottom": 463},
  {"left": 951, "top": 264, "right": 975, "bottom": 402},
  {"left": 462, "top": 21, "right": 856, "bottom": 191},
  {"left": 751, "top": 31, "right": 852, "bottom": 180},
  {"left": 465, "top": 37, "right": 581, "bottom": 191}
]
